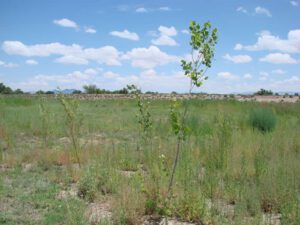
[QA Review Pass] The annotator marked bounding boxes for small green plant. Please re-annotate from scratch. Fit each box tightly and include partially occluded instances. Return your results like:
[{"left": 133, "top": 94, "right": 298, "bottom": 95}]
[
  {"left": 249, "top": 108, "right": 276, "bottom": 132},
  {"left": 78, "top": 167, "right": 98, "bottom": 202},
  {"left": 127, "top": 85, "right": 152, "bottom": 141},
  {"left": 58, "top": 93, "right": 82, "bottom": 167},
  {"left": 39, "top": 97, "right": 52, "bottom": 147}
]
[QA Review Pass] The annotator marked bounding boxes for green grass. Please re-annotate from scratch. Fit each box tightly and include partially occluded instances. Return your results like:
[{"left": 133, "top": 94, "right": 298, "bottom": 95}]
[
  {"left": 0, "top": 95, "right": 299, "bottom": 224},
  {"left": 0, "top": 165, "right": 87, "bottom": 225}
]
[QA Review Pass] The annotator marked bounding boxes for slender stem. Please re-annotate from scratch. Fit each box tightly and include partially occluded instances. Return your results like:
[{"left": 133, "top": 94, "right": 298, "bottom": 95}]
[
  {"left": 167, "top": 79, "right": 193, "bottom": 195},
  {"left": 168, "top": 135, "right": 181, "bottom": 193}
]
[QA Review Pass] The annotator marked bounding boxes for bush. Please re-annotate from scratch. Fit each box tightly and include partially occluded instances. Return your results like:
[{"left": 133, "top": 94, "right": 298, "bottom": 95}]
[
  {"left": 78, "top": 168, "right": 98, "bottom": 202},
  {"left": 249, "top": 108, "right": 276, "bottom": 132}
]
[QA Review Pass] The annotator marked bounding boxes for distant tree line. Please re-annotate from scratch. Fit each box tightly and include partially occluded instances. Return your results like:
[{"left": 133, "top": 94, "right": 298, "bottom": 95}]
[
  {"left": 0, "top": 83, "right": 24, "bottom": 94},
  {"left": 254, "top": 88, "right": 273, "bottom": 96},
  {"left": 82, "top": 84, "right": 129, "bottom": 94},
  {"left": 0, "top": 82, "right": 298, "bottom": 96}
]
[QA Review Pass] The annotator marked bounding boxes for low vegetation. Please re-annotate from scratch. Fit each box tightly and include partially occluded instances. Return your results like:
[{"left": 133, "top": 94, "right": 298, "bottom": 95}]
[{"left": 0, "top": 95, "right": 299, "bottom": 224}]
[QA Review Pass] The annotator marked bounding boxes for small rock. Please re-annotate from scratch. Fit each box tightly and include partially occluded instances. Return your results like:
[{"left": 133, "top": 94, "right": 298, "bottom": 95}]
[
  {"left": 56, "top": 183, "right": 78, "bottom": 200},
  {"left": 22, "top": 163, "right": 34, "bottom": 172}
]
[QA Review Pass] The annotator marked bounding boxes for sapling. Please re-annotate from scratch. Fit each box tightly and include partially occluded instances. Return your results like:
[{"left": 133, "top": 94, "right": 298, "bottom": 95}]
[
  {"left": 168, "top": 21, "right": 218, "bottom": 194},
  {"left": 127, "top": 84, "right": 152, "bottom": 145},
  {"left": 39, "top": 97, "right": 51, "bottom": 147},
  {"left": 58, "top": 93, "right": 82, "bottom": 168}
]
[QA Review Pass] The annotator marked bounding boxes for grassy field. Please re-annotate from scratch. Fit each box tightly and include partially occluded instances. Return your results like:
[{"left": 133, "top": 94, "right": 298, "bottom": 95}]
[{"left": 0, "top": 95, "right": 299, "bottom": 225}]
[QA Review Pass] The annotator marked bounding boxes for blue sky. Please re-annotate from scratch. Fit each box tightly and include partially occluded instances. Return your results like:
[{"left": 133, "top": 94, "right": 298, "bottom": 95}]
[{"left": 0, "top": 0, "right": 299, "bottom": 93}]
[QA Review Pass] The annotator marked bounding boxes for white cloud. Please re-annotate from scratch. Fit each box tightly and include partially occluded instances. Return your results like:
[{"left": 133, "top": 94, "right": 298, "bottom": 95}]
[
  {"left": 136, "top": 6, "right": 172, "bottom": 13},
  {"left": 2, "top": 41, "right": 82, "bottom": 57},
  {"left": 260, "top": 53, "right": 298, "bottom": 64},
  {"left": 243, "top": 73, "right": 253, "bottom": 79},
  {"left": 55, "top": 55, "right": 89, "bottom": 65},
  {"left": 83, "top": 46, "right": 122, "bottom": 65},
  {"left": 152, "top": 35, "right": 178, "bottom": 46},
  {"left": 0, "top": 60, "right": 18, "bottom": 68},
  {"left": 255, "top": 6, "right": 272, "bottom": 17},
  {"left": 159, "top": 6, "right": 171, "bottom": 11},
  {"left": 223, "top": 53, "right": 252, "bottom": 63},
  {"left": 25, "top": 59, "right": 38, "bottom": 65},
  {"left": 84, "top": 27, "right": 96, "bottom": 34},
  {"left": 110, "top": 30, "right": 139, "bottom": 41},
  {"left": 237, "top": 6, "right": 248, "bottom": 14},
  {"left": 217, "top": 72, "right": 239, "bottom": 80},
  {"left": 136, "top": 7, "right": 148, "bottom": 13},
  {"left": 272, "top": 69, "right": 286, "bottom": 75},
  {"left": 268, "top": 76, "right": 300, "bottom": 91},
  {"left": 53, "top": 18, "right": 79, "bottom": 29},
  {"left": 123, "top": 45, "right": 179, "bottom": 69},
  {"left": 235, "top": 29, "right": 300, "bottom": 53},
  {"left": 19, "top": 68, "right": 101, "bottom": 90},
  {"left": 290, "top": 1, "right": 299, "bottom": 6},
  {"left": 151, "top": 26, "right": 178, "bottom": 46},
  {"left": 234, "top": 43, "right": 243, "bottom": 50},
  {"left": 2, "top": 41, "right": 122, "bottom": 66},
  {"left": 158, "top": 26, "right": 177, "bottom": 36},
  {"left": 181, "top": 29, "right": 189, "bottom": 34}
]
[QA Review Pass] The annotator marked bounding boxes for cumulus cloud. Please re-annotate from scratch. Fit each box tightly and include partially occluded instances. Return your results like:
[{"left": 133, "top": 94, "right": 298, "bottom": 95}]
[
  {"left": 53, "top": 18, "right": 79, "bottom": 29},
  {"left": 110, "top": 29, "right": 139, "bottom": 41},
  {"left": 136, "top": 7, "right": 148, "bottom": 13},
  {"left": 181, "top": 29, "right": 189, "bottom": 34},
  {"left": 0, "top": 60, "right": 18, "bottom": 68},
  {"left": 260, "top": 53, "right": 298, "bottom": 64},
  {"left": 19, "top": 68, "right": 101, "bottom": 90},
  {"left": 2, "top": 41, "right": 122, "bottom": 66},
  {"left": 234, "top": 43, "right": 243, "bottom": 50},
  {"left": 151, "top": 26, "right": 178, "bottom": 46},
  {"left": 152, "top": 35, "right": 177, "bottom": 46},
  {"left": 55, "top": 55, "right": 89, "bottom": 65},
  {"left": 25, "top": 59, "right": 38, "bottom": 65},
  {"left": 135, "top": 6, "right": 172, "bottom": 13},
  {"left": 237, "top": 6, "right": 248, "bottom": 14},
  {"left": 84, "top": 27, "right": 96, "bottom": 34},
  {"left": 255, "top": 6, "right": 272, "bottom": 17},
  {"left": 159, "top": 6, "right": 171, "bottom": 11},
  {"left": 235, "top": 29, "right": 300, "bottom": 53},
  {"left": 158, "top": 26, "right": 177, "bottom": 36},
  {"left": 217, "top": 72, "right": 239, "bottom": 80},
  {"left": 123, "top": 45, "right": 179, "bottom": 69},
  {"left": 223, "top": 53, "right": 252, "bottom": 63}
]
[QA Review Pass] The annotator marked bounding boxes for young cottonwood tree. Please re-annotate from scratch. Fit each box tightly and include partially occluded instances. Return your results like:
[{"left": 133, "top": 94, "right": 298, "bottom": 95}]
[{"left": 168, "top": 21, "right": 218, "bottom": 193}]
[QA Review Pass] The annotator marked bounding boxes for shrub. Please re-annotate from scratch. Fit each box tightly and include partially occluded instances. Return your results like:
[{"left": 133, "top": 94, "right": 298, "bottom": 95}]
[
  {"left": 249, "top": 108, "right": 276, "bottom": 132},
  {"left": 78, "top": 168, "right": 98, "bottom": 202}
]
